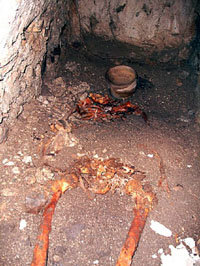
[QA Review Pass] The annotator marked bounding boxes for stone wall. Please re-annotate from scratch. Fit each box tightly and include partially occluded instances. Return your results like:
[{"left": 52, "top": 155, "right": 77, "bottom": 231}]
[
  {"left": 77, "top": 0, "right": 198, "bottom": 64},
  {"left": 0, "top": 0, "right": 70, "bottom": 139}
]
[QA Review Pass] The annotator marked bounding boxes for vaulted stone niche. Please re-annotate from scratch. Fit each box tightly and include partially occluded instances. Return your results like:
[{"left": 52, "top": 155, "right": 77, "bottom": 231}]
[{"left": 0, "top": 0, "right": 200, "bottom": 141}]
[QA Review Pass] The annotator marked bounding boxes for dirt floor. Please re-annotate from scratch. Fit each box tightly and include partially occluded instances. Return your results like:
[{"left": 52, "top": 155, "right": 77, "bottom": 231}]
[{"left": 0, "top": 47, "right": 200, "bottom": 266}]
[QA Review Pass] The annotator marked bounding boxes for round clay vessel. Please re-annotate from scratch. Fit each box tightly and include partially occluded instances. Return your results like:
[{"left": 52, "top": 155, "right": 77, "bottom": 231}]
[{"left": 106, "top": 65, "right": 137, "bottom": 99}]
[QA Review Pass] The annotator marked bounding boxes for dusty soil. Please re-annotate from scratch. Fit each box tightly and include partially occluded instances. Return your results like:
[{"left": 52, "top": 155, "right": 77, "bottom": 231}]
[{"left": 0, "top": 47, "right": 200, "bottom": 266}]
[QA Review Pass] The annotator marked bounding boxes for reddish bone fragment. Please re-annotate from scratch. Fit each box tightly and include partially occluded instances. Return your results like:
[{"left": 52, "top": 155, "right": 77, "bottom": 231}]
[
  {"left": 31, "top": 190, "right": 62, "bottom": 266},
  {"left": 76, "top": 93, "right": 147, "bottom": 122},
  {"left": 31, "top": 179, "right": 73, "bottom": 266},
  {"left": 116, "top": 207, "right": 149, "bottom": 266}
]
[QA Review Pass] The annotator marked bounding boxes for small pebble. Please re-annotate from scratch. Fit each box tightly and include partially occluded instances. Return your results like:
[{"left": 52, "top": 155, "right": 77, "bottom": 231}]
[
  {"left": 53, "top": 255, "right": 61, "bottom": 262},
  {"left": 43, "top": 100, "right": 49, "bottom": 105},
  {"left": 158, "top": 248, "right": 164, "bottom": 254},
  {"left": 3, "top": 160, "right": 15, "bottom": 166},
  {"left": 77, "top": 153, "right": 86, "bottom": 157},
  {"left": 22, "top": 156, "right": 32, "bottom": 164},
  {"left": 19, "top": 219, "right": 27, "bottom": 230},
  {"left": 102, "top": 148, "right": 107, "bottom": 153},
  {"left": 173, "top": 184, "right": 184, "bottom": 191},
  {"left": 147, "top": 154, "right": 154, "bottom": 158},
  {"left": 2, "top": 158, "right": 8, "bottom": 164},
  {"left": 5, "top": 162, "right": 15, "bottom": 166},
  {"left": 187, "top": 165, "right": 192, "bottom": 168},
  {"left": 6, "top": 161, "right": 15, "bottom": 166},
  {"left": 93, "top": 260, "right": 99, "bottom": 265}
]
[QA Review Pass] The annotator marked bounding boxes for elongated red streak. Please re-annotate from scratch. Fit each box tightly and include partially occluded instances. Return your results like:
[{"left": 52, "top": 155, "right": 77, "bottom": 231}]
[
  {"left": 31, "top": 190, "right": 62, "bottom": 266},
  {"left": 116, "top": 207, "right": 149, "bottom": 266}
]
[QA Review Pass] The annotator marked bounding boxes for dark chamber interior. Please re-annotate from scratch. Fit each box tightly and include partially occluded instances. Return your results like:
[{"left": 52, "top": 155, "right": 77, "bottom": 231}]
[{"left": 0, "top": 1, "right": 200, "bottom": 266}]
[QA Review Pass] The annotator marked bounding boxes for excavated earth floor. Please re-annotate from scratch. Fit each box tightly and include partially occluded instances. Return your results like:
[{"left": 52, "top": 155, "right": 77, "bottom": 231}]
[{"left": 0, "top": 47, "right": 200, "bottom": 266}]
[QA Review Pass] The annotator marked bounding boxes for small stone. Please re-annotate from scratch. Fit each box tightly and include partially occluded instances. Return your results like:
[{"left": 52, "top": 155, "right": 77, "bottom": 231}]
[
  {"left": 158, "top": 248, "right": 164, "bottom": 254},
  {"left": 25, "top": 192, "right": 48, "bottom": 214},
  {"left": 2, "top": 158, "right": 8, "bottom": 164},
  {"left": 187, "top": 164, "right": 192, "bottom": 168},
  {"left": 43, "top": 100, "right": 49, "bottom": 105},
  {"left": 93, "top": 260, "right": 99, "bottom": 265},
  {"left": 6, "top": 161, "right": 15, "bottom": 166},
  {"left": 2, "top": 159, "right": 15, "bottom": 166},
  {"left": 173, "top": 184, "right": 184, "bottom": 191},
  {"left": 22, "top": 156, "right": 32, "bottom": 164},
  {"left": 147, "top": 154, "right": 154, "bottom": 158},
  {"left": 19, "top": 219, "right": 27, "bottom": 230},
  {"left": 77, "top": 153, "right": 85, "bottom": 157},
  {"left": 53, "top": 255, "right": 61, "bottom": 263},
  {"left": 102, "top": 148, "right": 107, "bottom": 153},
  {"left": 12, "top": 167, "right": 20, "bottom": 174}
]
